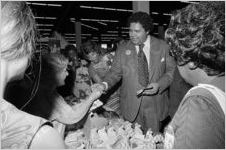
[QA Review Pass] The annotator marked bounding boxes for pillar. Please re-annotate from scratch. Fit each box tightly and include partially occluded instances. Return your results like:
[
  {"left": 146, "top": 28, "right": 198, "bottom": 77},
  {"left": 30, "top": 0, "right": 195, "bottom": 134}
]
[
  {"left": 75, "top": 21, "right": 81, "bottom": 53},
  {"left": 132, "top": 1, "right": 150, "bottom": 14}
]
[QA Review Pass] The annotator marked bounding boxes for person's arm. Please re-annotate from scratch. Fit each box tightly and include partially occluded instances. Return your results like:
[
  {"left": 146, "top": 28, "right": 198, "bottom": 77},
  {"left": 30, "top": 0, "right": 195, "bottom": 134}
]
[
  {"left": 143, "top": 42, "right": 176, "bottom": 95},
  {"left": 29, "top": 125, "right": 65, "bottom": 149},
  {"left": 51, "top": 89, "right": 102, "bottom": 125},
  {"left": 103, "top": 45, "right": 123, "bottom": 89},
  {"left": 157, "top": 42, "right": 176, "bottom": 93},
  {"left": 88, "top": 64, "right": 102, "bottom": 83}
]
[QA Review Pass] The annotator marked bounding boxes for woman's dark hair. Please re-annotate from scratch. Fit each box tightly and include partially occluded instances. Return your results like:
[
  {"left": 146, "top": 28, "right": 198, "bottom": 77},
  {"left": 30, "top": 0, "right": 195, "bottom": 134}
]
[
  {"left": 165, "top": 1, "right": 225, "bottom": 76},
  {"left": 81, "top": 40, "right": 101, "bottom": 61},
  {"left": 64, "top": 44, "right": 77, "bottom": 58},
  {"left": 127, "top": 11, "right": 153, "bottom": 33}
]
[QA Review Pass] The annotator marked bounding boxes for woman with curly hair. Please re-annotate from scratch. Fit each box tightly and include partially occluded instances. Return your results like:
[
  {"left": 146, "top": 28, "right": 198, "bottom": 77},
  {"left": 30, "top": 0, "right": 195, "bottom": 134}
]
[{"left": 164, "top": 1, "right": 225, "bottom": 149}]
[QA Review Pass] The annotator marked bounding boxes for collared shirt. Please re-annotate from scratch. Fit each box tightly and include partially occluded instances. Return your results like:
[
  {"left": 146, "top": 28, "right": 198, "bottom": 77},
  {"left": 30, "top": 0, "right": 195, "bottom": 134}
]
[{"left": 135, "top": 35, "right": 151, "bottom": 67}]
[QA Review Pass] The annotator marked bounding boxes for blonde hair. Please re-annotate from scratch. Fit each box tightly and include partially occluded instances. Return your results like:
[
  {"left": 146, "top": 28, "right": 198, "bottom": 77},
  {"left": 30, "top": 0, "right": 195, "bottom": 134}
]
[
  {"left": 1, "top": 1, "right": 36, "bottom": 60},
  {"left": 40, "top": 53, "right": 68, "bottom": 83}
]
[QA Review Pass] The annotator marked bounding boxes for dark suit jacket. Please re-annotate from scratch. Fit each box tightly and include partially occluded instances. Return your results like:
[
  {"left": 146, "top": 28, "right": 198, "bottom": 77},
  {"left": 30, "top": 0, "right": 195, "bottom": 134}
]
[{"left": 104, "top": 36, "right": 176, "bottom": 122}]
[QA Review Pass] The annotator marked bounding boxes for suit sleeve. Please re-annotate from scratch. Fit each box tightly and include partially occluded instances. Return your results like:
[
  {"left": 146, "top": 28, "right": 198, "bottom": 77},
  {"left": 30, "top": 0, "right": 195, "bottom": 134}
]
[
  {"left": 103, "top": 45, "right": 123, "bottom": 89},
  {"left": 157, "top": 42, "right": 176, "bottom": 93}
]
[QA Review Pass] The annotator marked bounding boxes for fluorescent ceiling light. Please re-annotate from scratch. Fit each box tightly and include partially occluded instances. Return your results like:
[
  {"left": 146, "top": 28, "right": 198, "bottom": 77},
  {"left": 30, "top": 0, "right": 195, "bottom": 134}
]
[
  {"left": 104, "top": 7, "right": 116, "bottom": 11},
  {"left": 27, "top": 2, "right": 62, "bottom": 7},
  {"left": 37, "top": 29, "right": 52, "bottom": 31},
  {"left": 81, "top": 23, "right": 98, "bottom": 30},
  {"left": 92, "top": 6, "right": 105, "bottom": 10},
  {"left": 107, "top": 31, "right": 118, "bottom": 33},
  {"left": 47, "top": 4, "right": 62, "bottom": 7},
  {"left": 98, "top": 22, "right": 108, "bottom": 26},
  {"left": 45, "top": 17, "right": 57, "bottom": 20},
  {"left": 29, "top": 2, "right": 46, "bottom": 6},
  {"left": 80, "top": 5, "right": 92, "bottom": 9},
  {"left": 80, "top": 5, "right": 132, "bottom": 12},
  {"left": 65, "top": 33, "right": 75, "bottom": 36},
  {"left": 35, "top": 17, "right": 57, "bottom": 20},
  {"left": 101, "top": 34, "right": 118, "bottom": 36},
  {"left": 119, "top": 27, "right": 129, "bottom": 30},
  {"left": 163, "top": 13, "right": 172, "bottom": 16},
  {"left": 82, "top": 34, "right": 92, "bottom": 36},
  {"left": 37, "top": 24, "right": 54, "bottom": 26},
  {"left": 81, "top": 18, "right": 118, "bottom": 23},
  {"left": 152, "top": 12, "right": 159, "bottom": 15},
  {"left": 101, "top": 37, "right": 117, "bottom": 39},
  {"left": 65, "top": 36, "right": 75, "bottom": 39},
  {"left": 153, "top": 23, "right": 159, "bottom": 25}
]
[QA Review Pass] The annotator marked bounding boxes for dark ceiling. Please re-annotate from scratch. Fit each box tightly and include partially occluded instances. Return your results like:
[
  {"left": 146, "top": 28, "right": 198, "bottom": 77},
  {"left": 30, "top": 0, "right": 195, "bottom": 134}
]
[{"left": 28, "top": 1, "right": 194, "bottom": 44}]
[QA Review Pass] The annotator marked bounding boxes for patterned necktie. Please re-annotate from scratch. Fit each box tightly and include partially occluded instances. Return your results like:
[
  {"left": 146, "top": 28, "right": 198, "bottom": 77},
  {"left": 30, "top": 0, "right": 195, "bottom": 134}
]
[{"left": 137, "top": 44, "right": 149, "bottom": 87}]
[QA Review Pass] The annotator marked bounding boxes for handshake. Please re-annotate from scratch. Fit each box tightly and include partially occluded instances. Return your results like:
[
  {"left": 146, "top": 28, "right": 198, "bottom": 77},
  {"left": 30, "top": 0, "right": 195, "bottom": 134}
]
[
  {"left": 91, "top": 82, "right": 107, "bottom": 93},
  {"left": 89, "top": 82, "right": 108, "bottom": 100}
]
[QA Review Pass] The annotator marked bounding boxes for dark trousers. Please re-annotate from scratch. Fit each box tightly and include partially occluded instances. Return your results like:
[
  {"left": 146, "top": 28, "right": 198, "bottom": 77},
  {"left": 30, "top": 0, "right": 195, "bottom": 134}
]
[{"left": 133, "top": 96, "right": 160, "bottom": 134}]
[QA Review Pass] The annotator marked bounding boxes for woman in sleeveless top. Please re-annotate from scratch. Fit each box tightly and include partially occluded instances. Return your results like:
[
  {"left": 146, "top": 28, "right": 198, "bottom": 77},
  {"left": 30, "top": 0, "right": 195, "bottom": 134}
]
[
  {"left": 1, "top": 2, "right": 65, "bottom": 148},
  {"left": 24, "top": 53, "right": 102, "bottom": 138},
  {"left": 164, "top": 1, "right": 225, "bottom": 148}
]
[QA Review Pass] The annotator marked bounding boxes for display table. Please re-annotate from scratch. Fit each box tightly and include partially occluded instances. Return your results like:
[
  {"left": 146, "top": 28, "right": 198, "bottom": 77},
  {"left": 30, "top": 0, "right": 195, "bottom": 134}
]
[{"left": 65, "top": 112, "right": 164, "bottom": 149}]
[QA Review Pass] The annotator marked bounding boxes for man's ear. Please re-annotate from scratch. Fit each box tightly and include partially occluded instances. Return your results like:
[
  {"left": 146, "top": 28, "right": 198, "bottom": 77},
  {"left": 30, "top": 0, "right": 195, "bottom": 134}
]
[{"left": 188, "top": 62, "right": 197, "bottom": 70}]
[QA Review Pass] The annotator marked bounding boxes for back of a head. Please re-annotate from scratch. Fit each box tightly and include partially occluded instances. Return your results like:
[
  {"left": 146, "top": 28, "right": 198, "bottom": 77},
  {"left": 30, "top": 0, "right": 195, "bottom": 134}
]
[
  {"left": 82, "top": 40, "right": 100, "bottom": 58},
  {"left": 41, "top": 53, "right": 68, "bottom": 83},
  {"left": 1, "top": 1, "right": 36, "bottom": 61},
  {"left": 128, "top": 11, "right": 153, "bottom": 33},
  {"left": 165, "top": 1, "right": 225, "bottom": 76},
  {"left": 64, "top": 44, "right": 77, "bottom": 58}
]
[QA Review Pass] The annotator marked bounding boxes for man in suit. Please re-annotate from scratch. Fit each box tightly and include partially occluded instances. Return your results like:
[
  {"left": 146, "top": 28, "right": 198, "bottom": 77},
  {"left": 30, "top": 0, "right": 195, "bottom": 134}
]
[{"left": 94, "top": 12, "right": 176, "bottom": 133}]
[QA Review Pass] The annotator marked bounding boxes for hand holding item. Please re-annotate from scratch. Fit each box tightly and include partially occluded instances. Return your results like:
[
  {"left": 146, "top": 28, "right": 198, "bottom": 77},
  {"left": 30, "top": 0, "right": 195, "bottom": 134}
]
[{"left": 137, "top": 83, "right": 159, "bottom": 97}]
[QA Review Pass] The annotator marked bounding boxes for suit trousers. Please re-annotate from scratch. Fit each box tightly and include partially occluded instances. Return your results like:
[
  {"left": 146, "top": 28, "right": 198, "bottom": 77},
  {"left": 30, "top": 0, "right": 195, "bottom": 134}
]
[{"left": 133, "top": 95, "right": 160, "bottom": 134}]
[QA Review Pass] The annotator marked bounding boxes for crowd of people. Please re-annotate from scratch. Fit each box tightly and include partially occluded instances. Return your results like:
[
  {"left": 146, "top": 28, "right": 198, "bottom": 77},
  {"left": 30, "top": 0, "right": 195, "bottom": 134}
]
[{"left": 1, "top": 1, "right": 224, "bottom": 149}]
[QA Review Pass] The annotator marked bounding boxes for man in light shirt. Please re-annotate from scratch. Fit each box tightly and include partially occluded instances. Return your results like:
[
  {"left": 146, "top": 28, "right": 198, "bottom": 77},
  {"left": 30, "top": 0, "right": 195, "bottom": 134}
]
[{"left": 93, "top": 12, "right": 176, "bottom": 133}]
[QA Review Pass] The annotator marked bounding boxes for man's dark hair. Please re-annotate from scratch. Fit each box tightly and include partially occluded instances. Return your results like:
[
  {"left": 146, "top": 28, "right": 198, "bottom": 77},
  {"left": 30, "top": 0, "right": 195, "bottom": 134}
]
[{"left": 127, "top": 11, "right": 153, "bottom": 33}]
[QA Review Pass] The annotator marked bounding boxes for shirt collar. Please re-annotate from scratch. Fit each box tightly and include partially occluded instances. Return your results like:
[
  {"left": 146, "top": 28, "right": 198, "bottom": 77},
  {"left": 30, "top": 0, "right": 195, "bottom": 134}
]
[{"left": 143, "top": 35, "right": 151, "bottom": 48}]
